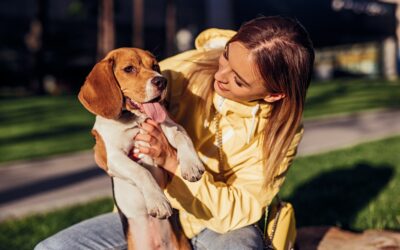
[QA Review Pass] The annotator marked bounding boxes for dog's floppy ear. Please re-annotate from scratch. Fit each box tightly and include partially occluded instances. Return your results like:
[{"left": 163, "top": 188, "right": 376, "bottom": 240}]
[{"left": 78, "top": 58, "right": 123, "bottom": 119}]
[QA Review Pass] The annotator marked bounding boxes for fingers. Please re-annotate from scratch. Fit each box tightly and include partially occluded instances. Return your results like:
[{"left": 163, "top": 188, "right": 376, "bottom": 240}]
[
  {"left": 133, "top": 145, "right": 164, "bottom": 166},
  {"left": 137, "top": 146, "right": 161, "bottom": 158},
  {"left": 135, "top": 133, "right": 157, "bottom": 145},
  {"left": 141, "top": 119, "right": 162, "bottom": 136},
  {"left": 134, "top": 133, "right": 162, "bottom": 158},
  {"left": 145, "top": 118, "right": 161, "bottom": 127},
  {"left": 134, "top": 119, "right": 170, "bottom": 166}
]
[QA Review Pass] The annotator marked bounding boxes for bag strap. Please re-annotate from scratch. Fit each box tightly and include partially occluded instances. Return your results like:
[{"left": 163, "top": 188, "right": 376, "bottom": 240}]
[
  {"left": 264, "top": 195, "right": 284, "bottom": 243},
  {"left": 213, "top": 110, "right": 284, "bottom": 248}
]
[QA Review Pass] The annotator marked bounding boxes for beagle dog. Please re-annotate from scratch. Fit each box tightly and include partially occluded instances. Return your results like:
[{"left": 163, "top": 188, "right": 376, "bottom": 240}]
[{"left": 78, "top": 48, "right": 204, "bottom": 250}]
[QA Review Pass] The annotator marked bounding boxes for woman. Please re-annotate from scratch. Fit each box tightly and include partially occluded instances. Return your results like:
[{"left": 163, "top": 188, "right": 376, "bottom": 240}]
[{"left": 36, "top": 16, "right": 314, "bottom": 250}]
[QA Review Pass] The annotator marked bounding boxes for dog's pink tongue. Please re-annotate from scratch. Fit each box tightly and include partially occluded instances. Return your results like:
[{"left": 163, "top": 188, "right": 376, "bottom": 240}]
[{"left": 142, "top": 102, "right": 166, "bottom": 123}]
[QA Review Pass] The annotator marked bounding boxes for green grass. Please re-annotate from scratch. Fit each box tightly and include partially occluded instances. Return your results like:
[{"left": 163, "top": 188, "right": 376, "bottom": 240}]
[
  {"left": 0, "top": 95, "right": 94, "bottom": 163},
  {"left": 1, "top": 136, "right": 399, "bottom": 249},
  {"left": 0, "top": 79, "right": 399, "bottom": 164},
  {"left": 280, "top": 136, "right": 400, "bottom": 231},
  {"left": 304, "top": 79, "right": 400, "bottom": 118},
  {"left": 0, "top": 198, "right": 113, "bottom": 250}
]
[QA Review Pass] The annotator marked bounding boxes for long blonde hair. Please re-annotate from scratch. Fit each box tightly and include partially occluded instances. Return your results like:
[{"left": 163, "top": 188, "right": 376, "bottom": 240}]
[{"left": 185, "top": 16, "right": 314, "bottom": 187}]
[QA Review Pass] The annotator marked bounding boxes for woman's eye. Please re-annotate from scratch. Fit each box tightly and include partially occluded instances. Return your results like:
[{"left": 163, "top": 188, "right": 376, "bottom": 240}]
[
  {"left": 152, "top": 64, "right": 161, "bottom": 73},
  {"left": 123, "top": 66, "right": 137, "bottom": 73},
  {"left": 223, "top": 48, "right": 228, "bottom": 60},
  {"left": 234, "top": 78, "right": 244, "bottom": 87}
]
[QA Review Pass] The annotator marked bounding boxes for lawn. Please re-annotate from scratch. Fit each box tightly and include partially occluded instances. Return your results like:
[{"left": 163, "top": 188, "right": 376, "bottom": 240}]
[
  {"left": 0, "top": 79, "right": 399, "bottom": 164},
  {"left": 0, "top": 96, "right": 94, "bottom": 163},
  {"left": 304, "top": 79, "right": 400, "bottom": 118},
  {"left": 280, "top": 136, "right": 400, "bottom": 231},
  {"left": 1, "top": 136, "right": 399, "bottom": 249},
  {"left": 0, "top": 198, "right": 113, "bottom": 250}
]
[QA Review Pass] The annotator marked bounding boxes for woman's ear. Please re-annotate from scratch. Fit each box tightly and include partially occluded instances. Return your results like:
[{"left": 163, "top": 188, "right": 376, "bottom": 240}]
[
  {"left": 78, "top": 58, "right": 123, "bottom": 119},
  {"left": 263, "top": 93, "right": 285, "bottom": 103}
]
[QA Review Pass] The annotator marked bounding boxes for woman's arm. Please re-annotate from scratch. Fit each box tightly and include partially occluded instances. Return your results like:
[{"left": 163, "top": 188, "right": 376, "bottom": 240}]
[{"left": 135, "top": 120, "right": 304, "bottom": 233}]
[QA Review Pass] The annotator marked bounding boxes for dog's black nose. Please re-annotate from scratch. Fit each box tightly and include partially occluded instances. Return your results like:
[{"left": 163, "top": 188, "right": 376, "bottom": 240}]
[{"left": 151, "top": 76, "right": 167, "bottom": 91}]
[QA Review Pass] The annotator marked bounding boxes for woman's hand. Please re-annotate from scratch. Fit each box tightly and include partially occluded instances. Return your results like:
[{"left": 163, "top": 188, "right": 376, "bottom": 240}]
[{"left": 134, "top": 119, "right": 179, "bottom": 175}]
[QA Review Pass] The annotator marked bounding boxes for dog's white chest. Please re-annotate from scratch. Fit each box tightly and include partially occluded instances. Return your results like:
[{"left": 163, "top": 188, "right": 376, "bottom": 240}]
[{"left": 94, "top": 114, "right": 142, "bottom": 154}]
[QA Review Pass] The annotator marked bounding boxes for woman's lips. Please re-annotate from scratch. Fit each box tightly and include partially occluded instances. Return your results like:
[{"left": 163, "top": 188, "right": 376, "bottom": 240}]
[{"left": 215, "top": 80, "right": 229, "bottom": 91}]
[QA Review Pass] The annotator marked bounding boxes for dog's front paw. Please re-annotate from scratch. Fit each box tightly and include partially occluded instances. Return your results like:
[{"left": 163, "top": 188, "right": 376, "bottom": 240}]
[
  {"left": 179, "top": 155, "right": 205, "bottom": 182},
  {"left": 145, "top": 192, "right": 172, "bottom": 219}
]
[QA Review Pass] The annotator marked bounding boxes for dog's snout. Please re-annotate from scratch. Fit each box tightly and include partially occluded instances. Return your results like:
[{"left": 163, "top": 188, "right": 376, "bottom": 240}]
[{"left": 151, "top": 76, "right": 167, "bottom": 91}]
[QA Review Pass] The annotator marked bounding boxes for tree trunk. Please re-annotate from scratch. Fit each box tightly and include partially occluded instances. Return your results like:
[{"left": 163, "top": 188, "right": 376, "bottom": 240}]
[
  {"left": 97, "top": 0, "right": 115, "bottom": 60},
  {"left": 26, "top": 0, "right": 47, "bottom": 95},
  {"left": 165, "top": 0, "right": 176, "bottom": 57},
  {"left": 132, "top": 0, "right": 144, "bottom": 47}
]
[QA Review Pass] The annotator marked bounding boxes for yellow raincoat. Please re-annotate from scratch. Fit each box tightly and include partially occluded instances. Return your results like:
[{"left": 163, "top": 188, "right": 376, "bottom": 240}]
[{"left": 160, "top": 28, "right": 304, "bottom": 238}]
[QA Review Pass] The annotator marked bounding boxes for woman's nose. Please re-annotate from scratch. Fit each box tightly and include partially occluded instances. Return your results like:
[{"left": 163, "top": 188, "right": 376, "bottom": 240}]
[{"left": 215, "top": 64, "right": 230, "bottom": 84}]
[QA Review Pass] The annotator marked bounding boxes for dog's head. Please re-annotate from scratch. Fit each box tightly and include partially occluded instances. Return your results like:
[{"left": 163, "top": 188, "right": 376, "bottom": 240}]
[{"left": 78, "top": 48, "right": 167, "bottom": 121}]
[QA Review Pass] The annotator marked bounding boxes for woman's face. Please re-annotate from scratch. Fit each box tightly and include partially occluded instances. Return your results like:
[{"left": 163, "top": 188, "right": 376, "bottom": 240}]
[{"left": 213, "top": 41, "right": 269, "bottom": 103}]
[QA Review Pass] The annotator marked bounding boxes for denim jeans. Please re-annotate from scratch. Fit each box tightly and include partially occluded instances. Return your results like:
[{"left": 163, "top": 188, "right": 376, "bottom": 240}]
[{"left": 35, "top": 212, "right": 265, "bottom": 250}]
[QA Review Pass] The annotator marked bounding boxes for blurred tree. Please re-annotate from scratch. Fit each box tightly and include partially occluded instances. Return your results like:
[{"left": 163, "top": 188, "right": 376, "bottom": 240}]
[
  {"left": 379, "top": 0, "right": 400, "bottom": 80},
  {"left": 133, "top": 0, "right": 144, "bottom": 47},
  {"left": 25, "top": 0, "right": 48, "bottom": 95},
  {"left": 68, "top": 0, "right": 86, "bottom": 18},
  {"left": 97, "top": 0, "right": 115, "bottom": 60},
  {"left": 166, "top": 0, "right": 176, "bottom": 56}
]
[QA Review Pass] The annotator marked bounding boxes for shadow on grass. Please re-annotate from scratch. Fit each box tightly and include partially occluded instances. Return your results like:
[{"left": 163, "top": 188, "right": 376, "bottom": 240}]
[
  {"left": 0, "top": 124, "right": 92, "bottom": 146},
  {"left": 0, "top": 103, "right": 89, "bottom": 127},
  {"left": 305, "top": 83, "right": 348, "bottom": 109},
  {"left": 0, "top": 166, "right": 105, "bottom": 204},
  {"left": 288, "top": 162, "right": 394, "bottom": 230}
]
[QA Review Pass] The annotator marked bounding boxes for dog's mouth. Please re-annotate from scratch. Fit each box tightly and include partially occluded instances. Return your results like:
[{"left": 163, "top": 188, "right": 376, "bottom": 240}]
[
  {"left": 146, "top": 95, "right": 162, "bottom": 103},
  {"left": 125, "top": 95, "right": 166, "bottom": 123}
]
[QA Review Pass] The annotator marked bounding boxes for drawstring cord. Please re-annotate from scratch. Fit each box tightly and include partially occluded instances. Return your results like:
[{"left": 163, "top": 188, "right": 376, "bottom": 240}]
[
  {"left": 204, "top": 96, "right": 225, "bottom": 128},
  {"left": 207, "top": 95, "right": 260, "bottom": 144},
  {"left": 216, "top": 96, "right": 225, "bottom": 112},
  {"left": 247, "top": 104, "right": 260, "bottom": 144}
]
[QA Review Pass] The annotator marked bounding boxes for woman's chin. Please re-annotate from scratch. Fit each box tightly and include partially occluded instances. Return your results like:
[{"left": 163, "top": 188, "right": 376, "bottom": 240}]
[{"left": 214, "top": 81, "right": 229, "bottom": 98}]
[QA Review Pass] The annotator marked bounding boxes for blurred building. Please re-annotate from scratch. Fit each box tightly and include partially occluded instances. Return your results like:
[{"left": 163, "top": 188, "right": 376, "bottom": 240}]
[
  {"left": 0, "top": 0, "right": 397, "bottom": 94},
  {"left": 230, "top": 0, "right": 397, "bottom": 80}
]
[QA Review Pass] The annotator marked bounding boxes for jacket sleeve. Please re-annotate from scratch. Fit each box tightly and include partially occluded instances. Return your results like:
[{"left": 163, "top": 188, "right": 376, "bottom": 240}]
[
  {"left": 164, "top": 126, "right": 304, "bottom": 234},
  {"left": 160, "top": 49, "right": 202, "bottom": 116}
]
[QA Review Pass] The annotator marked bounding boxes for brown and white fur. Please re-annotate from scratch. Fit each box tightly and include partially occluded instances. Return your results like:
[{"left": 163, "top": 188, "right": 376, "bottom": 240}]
[{"left": 78, "top": 48, "right": 204, "bottom": 250}]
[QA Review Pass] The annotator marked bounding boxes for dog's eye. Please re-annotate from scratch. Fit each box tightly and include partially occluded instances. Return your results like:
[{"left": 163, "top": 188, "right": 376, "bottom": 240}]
[
  {"left": 152, "top": 64, "right": 160, "bottom": 73},
  {"left": 123, "top": 66, "right": 137, "bottom": 73}
]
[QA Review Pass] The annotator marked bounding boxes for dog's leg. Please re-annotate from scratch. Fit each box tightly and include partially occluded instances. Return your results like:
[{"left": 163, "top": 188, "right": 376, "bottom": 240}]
[
  {"left": 113, "top": 177, "right": 157, "bottom": 250},
  {"left": 113, "top": 177, "right": 155, "bottom": 250},
  {"left": 114, "top": 177, "right": 187, "bottom": 250},
  {"left": 125, "top": 216, "right": 188, "bottom": 250},
  {"left": 166, "top": 212, "right": 192, "bottom": 250},
  {"left": 108, "top": 150, "right": 172, "bottom": 218},
  {"left": 127, "top": 216, "right": 191, "bottom": 250},
  {"left": 161, "top": 117, "right": 205, "bottom": 182}
]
